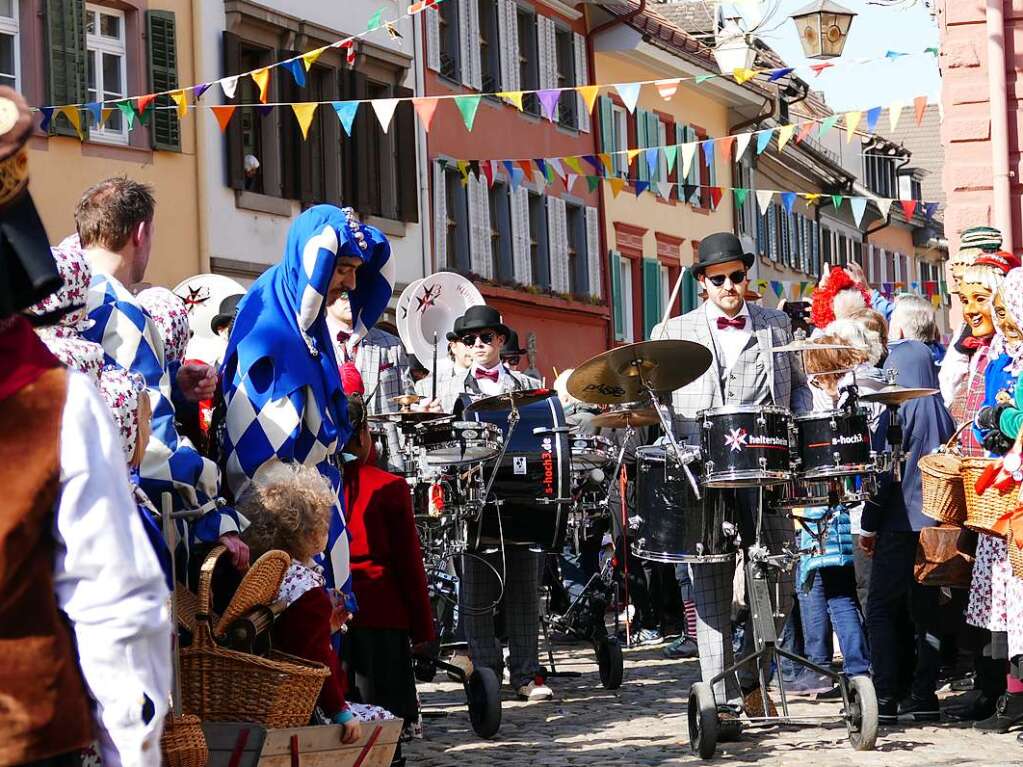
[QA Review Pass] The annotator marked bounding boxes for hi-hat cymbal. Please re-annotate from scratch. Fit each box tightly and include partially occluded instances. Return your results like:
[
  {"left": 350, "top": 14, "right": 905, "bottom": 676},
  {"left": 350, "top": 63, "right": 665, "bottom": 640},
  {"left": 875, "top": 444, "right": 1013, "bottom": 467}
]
[
  {"left": 772, "top": 339, "right": 859, "bottom": 353},
  {"left": 567, "top": 340, "right": 712, "bottom": 405},
  {"left": 589, "top": 408, "right": 660, "bottom": 429},
  {"left": 464, "top": 388, "right": 554, "bottom": 413},
  {"left": 859, "top": 385, "right": 940, "bottom": 406},
  {"left": 368, "top": 411, "right": 452, "bottom": 425}
]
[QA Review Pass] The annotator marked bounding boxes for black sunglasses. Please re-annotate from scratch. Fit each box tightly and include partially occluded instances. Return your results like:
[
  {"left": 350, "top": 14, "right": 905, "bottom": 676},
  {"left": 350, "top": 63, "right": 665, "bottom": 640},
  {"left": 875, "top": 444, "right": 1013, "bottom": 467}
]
[
  {"left": 706, "top": 270, "right": 748, "bottom": 288},
  {"left": 460, "top": 331, "right": 498, "bottom": 346}
]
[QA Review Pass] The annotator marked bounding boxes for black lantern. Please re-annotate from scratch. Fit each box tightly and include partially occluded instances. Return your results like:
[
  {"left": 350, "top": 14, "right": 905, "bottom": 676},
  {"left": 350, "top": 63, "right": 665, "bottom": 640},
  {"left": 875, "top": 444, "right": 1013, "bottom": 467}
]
[{"left": 791, "top": 0, "right": 857, "bottom": 60}]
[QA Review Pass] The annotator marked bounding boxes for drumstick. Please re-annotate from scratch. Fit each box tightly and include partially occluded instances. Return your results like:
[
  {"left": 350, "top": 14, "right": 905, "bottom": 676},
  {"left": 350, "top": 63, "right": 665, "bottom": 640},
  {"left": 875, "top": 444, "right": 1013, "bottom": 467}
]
[
  {"left": 656, "top": 267, "right": 687, "bottom": 340},
  {"left": 431, "top": 331, "right": 438, "bottom": 401}
]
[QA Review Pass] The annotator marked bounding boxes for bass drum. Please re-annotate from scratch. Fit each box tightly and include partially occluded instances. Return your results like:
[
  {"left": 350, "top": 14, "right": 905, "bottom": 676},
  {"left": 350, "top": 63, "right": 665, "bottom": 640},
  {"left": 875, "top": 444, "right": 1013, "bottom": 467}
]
[
  {"left": 463, "top": 393, "right": 571, "bottom": 552},
  {"left": 633, "top": 446, "right": 734, "bottom": 564}
]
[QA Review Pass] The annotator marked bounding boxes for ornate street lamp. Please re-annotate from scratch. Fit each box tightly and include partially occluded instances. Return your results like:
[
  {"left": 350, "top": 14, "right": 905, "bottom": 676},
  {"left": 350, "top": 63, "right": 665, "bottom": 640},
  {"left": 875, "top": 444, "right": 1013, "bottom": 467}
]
[{"left": 791, "top": 0, "right": 857, "bottom": 59}]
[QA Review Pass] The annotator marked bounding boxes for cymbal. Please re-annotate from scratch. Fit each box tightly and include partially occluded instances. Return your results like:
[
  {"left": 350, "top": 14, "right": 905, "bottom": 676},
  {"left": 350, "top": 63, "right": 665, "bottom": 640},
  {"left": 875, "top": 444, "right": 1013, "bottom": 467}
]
[
  {"left": 368, "top": 411, "right": 452, "bottom": 424},
  {"left": 567, "top": 340, "right": 712, "bottom": 405},
  {"left": 859, "top": 385, "right": 940, "bottom": 406},
  {"left": 772, "top": 339, "right": 859, "bottom": 353},
  {"left": 589, "top": 408, "right": 660, "bottom": 429},
  {"left": 390, "top": 394, "right": 423, "bottom": 409},
  {"left": 464, "top": 388, "right": 554, "bottom": 413}
]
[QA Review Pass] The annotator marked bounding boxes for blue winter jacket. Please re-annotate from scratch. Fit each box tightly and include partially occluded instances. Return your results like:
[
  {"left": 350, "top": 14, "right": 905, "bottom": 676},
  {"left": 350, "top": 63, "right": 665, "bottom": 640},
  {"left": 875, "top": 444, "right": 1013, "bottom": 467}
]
[{"left": 797, "top": 505, "right": 855, "bottom": 589}]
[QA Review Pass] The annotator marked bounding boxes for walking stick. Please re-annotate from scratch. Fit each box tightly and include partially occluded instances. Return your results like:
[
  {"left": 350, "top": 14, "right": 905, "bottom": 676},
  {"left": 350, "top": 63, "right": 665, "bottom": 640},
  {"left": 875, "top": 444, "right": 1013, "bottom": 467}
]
[{"left": 162, "top": 492, "right": 183, "bottom": 716}]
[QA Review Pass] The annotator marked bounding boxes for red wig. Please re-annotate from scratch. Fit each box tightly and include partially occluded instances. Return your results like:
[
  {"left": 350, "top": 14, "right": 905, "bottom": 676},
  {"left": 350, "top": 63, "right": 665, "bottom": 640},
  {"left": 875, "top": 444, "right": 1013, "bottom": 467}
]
[{"left": 811, "top": 266, "right": 871, "bottom": 329}]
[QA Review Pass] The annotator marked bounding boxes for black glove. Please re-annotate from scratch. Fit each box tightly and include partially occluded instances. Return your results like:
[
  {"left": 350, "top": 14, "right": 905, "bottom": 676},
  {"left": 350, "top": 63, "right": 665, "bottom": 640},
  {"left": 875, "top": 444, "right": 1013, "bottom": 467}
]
[
  {"left": 982, "top": 429, "right": 1014, "bottom": 456},
  {"left": 976, "top": 403, "right": 1009, "bottom": 432}
]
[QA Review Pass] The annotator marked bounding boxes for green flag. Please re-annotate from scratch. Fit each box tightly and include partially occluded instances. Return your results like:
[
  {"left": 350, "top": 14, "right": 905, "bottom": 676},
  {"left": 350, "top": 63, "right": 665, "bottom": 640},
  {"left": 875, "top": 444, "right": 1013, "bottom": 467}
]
[
  {"left": 831, "top": 195, "right": 844, "bottom": 210},
  {"left": 367, "top": 8, "right": 384, "bottom": 31},
  {"left": 586, "top": 175, "right": 600, "bottom": 193},
  {"left": 819, "top": 114, "right": 839, "bottom": 138},
  {"left": 454, "top": 95, "right": 481, "bottom": 132},
  {"left": 733, "top": 188, "right": 749, "bottom": 208},
  {"left": 116, "top": 102, "right": 136, "bottom": 130}
]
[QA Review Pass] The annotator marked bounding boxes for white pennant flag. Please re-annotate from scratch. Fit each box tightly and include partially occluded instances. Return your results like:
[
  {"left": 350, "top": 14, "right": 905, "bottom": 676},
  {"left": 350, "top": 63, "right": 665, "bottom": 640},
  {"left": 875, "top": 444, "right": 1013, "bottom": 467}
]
[
  {"left": 656, "top": 180, "right": 672, "bottom": 199},
  {"left": 876, "top": 197, "right": 894, "bottom": 220},
  {"left": 680, "top": 142, "right": 698, "bottom": 178},
  {"left": 735, "top": 132, "right": 752, "bottom": 161},
  {"left": 565, "top": 173, "right": 578, "bottom": 193},
  {"left": 756, "top": 189, "right": 775, "bottom": 215},
  {"left": 548, "top": 157, "right": 566, "bottom": 180},
  {"left": 888, "top": 102, "right": 904, "bottom": 132},
  {"left": 850, "top": 197, "right": 868, "bottom": 228},
  {"left": 372, "top": 98, "right": 400, "bottom": 132},
  {"left": 220, "top": 76, "right": 239, "bottom": 99}
]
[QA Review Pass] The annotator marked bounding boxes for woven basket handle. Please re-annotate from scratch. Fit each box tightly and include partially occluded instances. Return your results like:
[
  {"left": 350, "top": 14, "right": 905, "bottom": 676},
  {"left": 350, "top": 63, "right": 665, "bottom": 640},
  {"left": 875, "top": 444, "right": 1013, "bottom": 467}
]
[
  {"left": 194, "top": 544, "right": 228, "bottom": 648},
  {"left": 942, "top": 421, "right": 974, "bottom": 455}
]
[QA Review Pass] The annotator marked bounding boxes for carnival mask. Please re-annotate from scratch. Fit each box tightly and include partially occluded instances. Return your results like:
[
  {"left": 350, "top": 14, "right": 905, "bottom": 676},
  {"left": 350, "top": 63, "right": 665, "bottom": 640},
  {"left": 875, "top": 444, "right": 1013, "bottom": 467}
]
[
  {"left": 960, "top": 282, "right": 995, "bottom": 338},
  {"left": 994, "top": 291, "right": 1023, "bottom": 350},
  {"left": 950, "top": 247, "right": 981, "bottom": 292}
]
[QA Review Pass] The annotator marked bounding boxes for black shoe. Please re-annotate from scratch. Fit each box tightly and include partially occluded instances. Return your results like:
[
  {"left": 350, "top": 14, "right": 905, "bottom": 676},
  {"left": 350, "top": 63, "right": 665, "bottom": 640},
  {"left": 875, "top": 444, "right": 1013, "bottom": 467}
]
[
  {"left": 950, "top": 673, "right": 976, "bottom": 693},
  {"left": 975, "top": 693, "right": 1023, "bottom": 733},
  {"left": 947, "top": 695, "right": 998, "bottom": 722},
  {"left": 878, "top": 699, "right": 899, "bottom": 725},
  {"left": 898, "top": 695, "right": 941, "bottom": 723}
]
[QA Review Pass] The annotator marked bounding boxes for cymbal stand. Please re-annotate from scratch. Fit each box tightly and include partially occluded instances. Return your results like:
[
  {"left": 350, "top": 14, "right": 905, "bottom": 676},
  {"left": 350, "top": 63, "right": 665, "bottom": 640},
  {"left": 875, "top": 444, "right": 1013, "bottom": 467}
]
[
  {"left": 607, "top": 425, "right": 635, "bottom": 647},
  {"left": 885, "top": 405, "right": 904, "bottom": 482}
]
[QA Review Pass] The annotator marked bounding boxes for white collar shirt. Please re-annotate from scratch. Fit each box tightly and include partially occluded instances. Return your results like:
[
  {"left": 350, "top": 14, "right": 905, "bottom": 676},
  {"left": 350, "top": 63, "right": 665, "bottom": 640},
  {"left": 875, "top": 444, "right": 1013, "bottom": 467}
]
[
  {"left": 706, "top": 301, "right": 753, "bottom": 372},
  {"left": 471, "top": 362, "right": 508, "bottom": 396}
]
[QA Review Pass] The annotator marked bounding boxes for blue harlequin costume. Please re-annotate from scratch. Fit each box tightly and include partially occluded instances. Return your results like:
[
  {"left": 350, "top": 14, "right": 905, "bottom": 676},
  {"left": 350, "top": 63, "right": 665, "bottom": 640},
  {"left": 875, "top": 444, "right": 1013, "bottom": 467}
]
[
  {"left": 85, "top": 272, "right": 246, "bottom": 559},
  {"left": 220, "top": 205, "right": 394, "bottom": 594}
]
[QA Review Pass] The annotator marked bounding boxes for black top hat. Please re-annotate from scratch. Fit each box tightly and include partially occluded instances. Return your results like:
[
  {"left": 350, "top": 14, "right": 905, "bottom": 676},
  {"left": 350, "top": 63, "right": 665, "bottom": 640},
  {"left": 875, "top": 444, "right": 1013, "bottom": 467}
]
[
  {"left": 451, "top": 305, "right": 510, "bottom": 340},
  {"left": 211, "top": 293, "right": 243, "bottom": 334},
  {"left": 501, "top": 329, "right": 527, "bottom": 357},
  {"left": 692, "top": 232, "right": 755, "bottom": 277}
]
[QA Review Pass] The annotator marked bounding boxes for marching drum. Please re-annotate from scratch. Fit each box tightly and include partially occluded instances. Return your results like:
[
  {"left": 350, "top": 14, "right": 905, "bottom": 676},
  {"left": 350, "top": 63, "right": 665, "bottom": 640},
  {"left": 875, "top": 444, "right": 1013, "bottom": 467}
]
[
  {"left": 633, "top": 445, "right": 734, "bottom": 564},
  {"left": 792, "top": 409, "right": 874, "bottom": 480},
  {"left": 464, "top": 393, "right": 572, "bottom": 552},
  {"left": 700, "top": 405, "right": 793, "bottom": 488},
  {"left": 773, "top": 474, "right": 878, "bottom": 510},
  {"left": 417, "top": 420, "right": 503, "bottom": 467},
  {"left": 570, "top": 434, "right": 615, "bottom": 471}
]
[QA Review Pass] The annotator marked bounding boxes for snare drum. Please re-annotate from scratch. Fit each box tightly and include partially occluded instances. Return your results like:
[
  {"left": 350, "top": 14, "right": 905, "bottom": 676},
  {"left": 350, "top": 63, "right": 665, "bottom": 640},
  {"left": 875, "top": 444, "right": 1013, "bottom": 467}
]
[
  {"left": 773, "top": 474, "right": 878, "bottom": 510},
  {"left": 700, "top": 405, "right": 793, "bottom": 488},
  {"left": 633, "top": 446, "right": 734, "bottom": 564},
  {"left": 792, "top": 409, "right": 873, "bottom": 480},
  {"left": 417, "top": 420, "right": 503, "bottom": 466},
  {"left": 570, "top": 434, "right": 615, "bottom": 471}
]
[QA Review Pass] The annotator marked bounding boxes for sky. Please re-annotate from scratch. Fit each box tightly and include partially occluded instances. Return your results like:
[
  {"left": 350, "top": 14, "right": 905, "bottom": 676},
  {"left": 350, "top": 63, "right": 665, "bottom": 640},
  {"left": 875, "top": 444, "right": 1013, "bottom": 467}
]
[{"left": 735, "top": 0, "right": 941, "bottom": 112}]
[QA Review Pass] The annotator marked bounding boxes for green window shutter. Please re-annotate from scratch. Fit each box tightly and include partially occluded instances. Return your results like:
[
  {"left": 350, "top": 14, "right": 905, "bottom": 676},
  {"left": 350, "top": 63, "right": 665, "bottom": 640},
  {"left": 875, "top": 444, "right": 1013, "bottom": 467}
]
[
  {"left": 681, "top": 267, "right": 698, "bottom": 314},
  {"left": 675, "top": 122, "right": 684, "bottom": 202},
  {"left": 648, "top": 113, "right": 660, "bottom": 183},
  {"left": 45, "top": 0, "right": 87, "bottom": 139},
  {"left": 637, "top": 108, "right": 649, "bottom": 183},
  {"left": 610, "top": 249, "right": 624, "bottom": 341},
  {"left": 147, "top": 10, "right": 180, "bottom": 151},
  {"left": 642, "top": 258, "right": 661, "bottom": 339},
  {"left": 599, "top": 95, "right": 613, "bottom": 155}
]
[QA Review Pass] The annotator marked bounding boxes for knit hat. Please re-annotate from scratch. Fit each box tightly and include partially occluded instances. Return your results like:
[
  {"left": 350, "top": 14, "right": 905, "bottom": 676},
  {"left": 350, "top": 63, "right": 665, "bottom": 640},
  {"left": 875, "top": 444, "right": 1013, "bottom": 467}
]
[
  {"left": 137, "top": 286, "right": 190, "bottom": 365},
  {"left": 960, "top": 226, "right": 1002, "bottom": 253}
]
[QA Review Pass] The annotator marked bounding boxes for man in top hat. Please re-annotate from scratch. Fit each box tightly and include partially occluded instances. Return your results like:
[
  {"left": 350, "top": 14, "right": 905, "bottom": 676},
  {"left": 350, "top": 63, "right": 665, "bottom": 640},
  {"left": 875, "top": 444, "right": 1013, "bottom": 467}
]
[
  {"left": 211, "top": 293, "right": 243, "bottom": 340},
  {"left": 651, "top": 232, "right": 812, "bottom": 722},
  {"left": 418, "top": 306, "right": 552, "bottom": 701},
  {"left": 501, "top": 328, "right": 528, "bottom": 370}
]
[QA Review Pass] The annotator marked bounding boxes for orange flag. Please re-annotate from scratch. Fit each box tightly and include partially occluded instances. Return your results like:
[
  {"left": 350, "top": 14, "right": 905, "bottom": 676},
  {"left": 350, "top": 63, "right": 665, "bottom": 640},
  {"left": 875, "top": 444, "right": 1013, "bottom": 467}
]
[
  {"left": 211, "top": 105, "right": 237, "bottom": 132},
  {"left": 914, "top": 95, "right": 927, "bottom": 126},
  {"left": 412, "top": 98, "right": 438, "bottom": 132}
]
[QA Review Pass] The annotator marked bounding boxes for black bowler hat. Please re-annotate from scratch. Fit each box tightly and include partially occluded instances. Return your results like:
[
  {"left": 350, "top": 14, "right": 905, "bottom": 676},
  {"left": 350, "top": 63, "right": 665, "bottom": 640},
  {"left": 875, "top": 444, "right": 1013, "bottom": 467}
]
[
  {"left": 451, "top": 305, "right": 510, "bottom": 340},
  {"left": 501, "top": 329, "right": 527, "bottom": 358},
  {"left": 692, "top": 232, "right": 755, "bottom": 277},
  {"left": 211, "top": 293, "right": 243, "bottom": 334}
]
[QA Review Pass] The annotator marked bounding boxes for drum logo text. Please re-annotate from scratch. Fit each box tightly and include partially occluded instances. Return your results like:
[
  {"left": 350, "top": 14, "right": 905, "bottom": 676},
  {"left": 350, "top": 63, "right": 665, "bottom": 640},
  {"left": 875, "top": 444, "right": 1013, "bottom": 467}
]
[
  {"left": 833, "top": 434, "right": 865, "bottom": 445},
  {"left": 583, "top": 383, "right": 626, "bottom": 398},
  {"left": 541, "top": 437, "right": 555, "bottom": 496}
]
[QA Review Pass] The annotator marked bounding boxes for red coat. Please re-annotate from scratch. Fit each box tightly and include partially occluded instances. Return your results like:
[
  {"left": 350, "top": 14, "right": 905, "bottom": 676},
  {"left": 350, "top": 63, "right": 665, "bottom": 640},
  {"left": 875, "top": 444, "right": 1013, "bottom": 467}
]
[{"left": 342, "top": 462, "right": 435, "bottom": 644}]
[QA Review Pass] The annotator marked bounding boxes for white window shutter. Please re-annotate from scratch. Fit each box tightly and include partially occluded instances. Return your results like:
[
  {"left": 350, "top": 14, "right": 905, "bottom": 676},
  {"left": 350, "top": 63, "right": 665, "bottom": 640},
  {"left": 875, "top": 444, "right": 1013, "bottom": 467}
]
[
  {"left": 573, "top": 32, "right": 589, "bottom": 132},
  {"left": 433, "top": 161, "right": 447, "bottom": 269},
  {"left": 458, "top": 0, "right": 474, "bottom": 89},
  {"left": 465, "top": 0, "right": 482, "bottom": 90},
  {"left": 537, "top": 15, "right": 551, "bottom": 90},
  {"left": 467, "top": 175, "right": 485, "bottom": 277},
  {"left": 547, "top": 197, "right": 568, "bottom": 293},
  {"left": 426, "top": 7, "right": 441, "bottom": 72},
  {"left": 498, "top": 0, "right": 520, "bottom": 92},
  {"left": 546, "top": 18, "right": 557, "bottom": 89},
  {"left": 511, "top": 187, "right": 532, "bottom": 284},
  {"left": 585, "top": 206, "right": 601, "bottom": 298},
  {"left": 477, "top": 177, "right": 493, "bottom": 278}
]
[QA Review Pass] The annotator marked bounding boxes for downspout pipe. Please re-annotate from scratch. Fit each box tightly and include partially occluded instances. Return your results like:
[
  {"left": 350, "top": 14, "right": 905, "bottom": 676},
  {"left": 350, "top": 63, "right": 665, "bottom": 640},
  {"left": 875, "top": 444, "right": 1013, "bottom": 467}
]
[
  {"left": 191, "top": 0, "right": 210, "bottom": 274},
  {"left": 987, "top": 0, "right": 1014, "bottom": 253}
]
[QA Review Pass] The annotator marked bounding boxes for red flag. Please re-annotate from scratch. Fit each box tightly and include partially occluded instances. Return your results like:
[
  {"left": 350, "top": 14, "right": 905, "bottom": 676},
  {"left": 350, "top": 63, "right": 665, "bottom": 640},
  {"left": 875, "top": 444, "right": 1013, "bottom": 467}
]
[
  {"left": 136, "top": 93, "right": 157, "bottom": 115},
  {"left": 517, "top": 159, "right": 534, "bottom": 182},
  {"left": 708, "top": 187, "right": 723, "bottom": 209},
  {"left": 481, "top": 160, "right": 494, "bottom": 187},
  {"left": 210, "top": 105, "right": 236, "bottom": 132},
  {"left": 718, "top": 135, "right": 736, "bottom": 162},
  {"left": 795, "top": 122, "right": 815, "bottom": 144},
  {"left": 900, "top": 200, "right": 918, "bottom": 219},
  {"left": 810, "top": 62, "right": 834, "bottom": 77},
  {"left": 914, "top": 96, "right": 928, "bottom": 126}
]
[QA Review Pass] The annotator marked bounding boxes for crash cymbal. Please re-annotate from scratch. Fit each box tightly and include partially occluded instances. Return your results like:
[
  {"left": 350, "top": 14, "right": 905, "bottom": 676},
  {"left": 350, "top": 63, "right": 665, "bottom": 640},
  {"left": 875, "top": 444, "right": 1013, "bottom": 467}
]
[
  {"left": 589, "top": 408, "right": 660, "bottom": 429},
  {"left": 368, "top": 411, "right": 452, "bottom": 424},
  {"left": 772, "top": 339, "right": 859, "bottom": 353},
  {"left": 390, "top": 394, "right": 423, "bottom": 410},
  {"left": 859, "top": 385, "right": 940, "bottom": 406},
  {"left": 567, "top": 340, "right": 712, "bottom": 405},
  {"left": 464, "top": 388, "right": 555, "bottom": 413}
]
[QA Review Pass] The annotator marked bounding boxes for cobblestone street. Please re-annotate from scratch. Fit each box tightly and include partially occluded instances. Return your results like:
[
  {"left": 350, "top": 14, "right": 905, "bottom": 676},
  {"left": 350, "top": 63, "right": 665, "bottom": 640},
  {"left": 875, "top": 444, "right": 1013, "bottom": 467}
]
[{"left": 408, "top": 641, "right": 1023, "bottom": 767}]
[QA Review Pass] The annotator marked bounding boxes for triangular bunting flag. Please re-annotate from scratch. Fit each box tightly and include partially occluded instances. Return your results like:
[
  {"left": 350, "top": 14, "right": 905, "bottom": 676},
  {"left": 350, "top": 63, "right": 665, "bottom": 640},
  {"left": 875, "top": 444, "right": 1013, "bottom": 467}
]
[
  {"left": 803, "top": 193, "right": 822, "bottom": 205},
  {"left": 900, "top": 200, "right": 918, "bottom": 219},
  {"left": 876, "top": 198, "right": 894, "bottom": 220},
  {"left": 454, "top": 95, "right": 481, "bottom": 131},
  {"left": 708, "top": 187, "right": 723, "bottom": 209},
  {"left": 664, "top": 145, "right": 677, "bottom": 174},
  {"left": 599, "top": 153, "right": 614, "bottom": 176},
  {"left": 608, "top": 177, "right": 626, "bottom": 198},
  {"left": 770, "top": 281, "right": 785, "bottom": 299},
  {"left": 695, "top": 74, "right": 715, "bottom": 84},
  {"left": 302, "top": 48, "right": 325, "bottom": 71},
  {"left": 702, "top": 140, "right": 715, "bottom": 168},
  {"left": 734, "top": 187, "right": 749, "bottom": 208},
  {"left": 926, "top": 46, "right": 939, "bottom": 56},
  {"left": 220, "top": 76, "right": 239, "bottom": 99},
  {"left": 795, "top": 122, "right": 815, "bottom": 144},
  {"left": 137, "top": 93, "right": 156, "bottom": 115},
  {"left": 193, "top": 83, "right": 212, "bottom": 101},
  {"left": 84, "top": 102, "right": 102, "bottom": 126},
  {"left": 732, "top": 68, "right": 756, "bottom": 85},
  {"left": 59, "top": 106, "right": 83, "bottom": 140},
  {"left": 645, "top": 147, "right": 659, "bottom": 177},
  {"left": 251, "top": 68, "right": 271, "bottom": 104},
  {"left": 517, "top": 159, "right": 534, "bottom": 182},
  {"left": 497, "top": 91, "right": 524, "bottom": 111},
  {"left": 781, "top": 191, "right": 796, "bottom": 214},
  {"left": 577, "top": 85, "right": 599, "bottom": 114},
  {"left": 372, "top": 98, "right": 400, "bottom": 132},
  {"left": 819, "top": 114, "right": 839, "bottom": 138},
  {"left": 769, "top": 67, "right": 794, "bottom": 82},
  {"left": 634, "top": 180, "right": 650, "bottom": 197},
  {"left": 735, "top": 132, "right": 752, "bottom": 159},
  {"left": 586, "top": 175, "right": 600, "bottom": 193},
  {"left": 115, "top": 102, "right": 135, "bottom": 130},
  {"left": 482, "top": 160, "right": 496, "bottom": 188},
  {"left": 367, "top": 8, "right": 384, "bottom": 31},
  {"left": 537, "top": 89, "right": 561, "bottom": 122},
  {"left": 39, "top": 107, "right": 54, "bottom": 132},
  {"left": 682, "top": 184, "right": 696, "bottom": 204},
  {"left": 455, "top": 160, "right": 470, "bottom": 185},
  {"left": 283, "top": 59, "right": 307, "bottom": 88},
  {"left": 845, "top": 111, "right": 861, "bottom": 142},
  {"left": 626, "top": 148, "right": 642, "bottom": 167},
  {"left": 914, "top": 95, "right": 928, "bottom": 125},
  {"left": 564, "top": 156, "right": 584, "bottom": 175},
  {"left": 211, "top": 105, "right": 236, "bottom": 133},
  {"left": 509, "top": 167, "right": 525, "bottom": 191},
  {"left": 565, "top": 173, "right": 577, "bottom": 193},
  {"left": 924, "top": 202, "right": 939, "bottom": 219},
  {"left": 582, "top": 155, "right": 603, "bottom": 174},
  {"left": 100, "top": 107, "right": 113, "bottom": 126},
  {"left": 656, "top": 80, "right": 679, "bottom": 100},
  {"left": 831, "top": 195, "right": 844, "bottom": 210},
  {"left": 534, "top": 158, "right": 548, "bottom": 180},
  {"left": 681, "top": 143, "right": 697, "bottom": 177},
  {"left": 656, "top": 181, "right": 672, "bottom": 199},
  {"left": 548, "top": 157, "right": 566, "bottom": 180},
  {"left": 291, "top": 103, "right": 318, "bottom": 139},
  {"left": 615, "top": 82, "right": 641, "bottom": 114},
  {"left": 810, "top": 62, "right": 834, "bottom": 76},
  {"left": 778, "top": 124, "right": 796, "bottom": 151},
  {"left": 865, "top": 106, "right": 882, "bottom": 134},
  {"left": 412, "top": 98, "right": 438, "bottom": 131},
  {"left": 332, "top": 101, "right": 359, "bottom": 136},
  {"left": 756, "top": 129, "right": 773, "bottom": 155},
  {"left": 170, "top": 90, "right": 188, "bottom": 120},
  {"left": 718, "top": 135, "right": 737, "bottom": 162},
  {"left": 756, "top": 190, "right": 774, "bottom": 214},
  {"left": 502, "top": 159, "right": 515, "bottom": 179},
  {"left": 885, "top": 50, "right": 907, "bottom": 60}
]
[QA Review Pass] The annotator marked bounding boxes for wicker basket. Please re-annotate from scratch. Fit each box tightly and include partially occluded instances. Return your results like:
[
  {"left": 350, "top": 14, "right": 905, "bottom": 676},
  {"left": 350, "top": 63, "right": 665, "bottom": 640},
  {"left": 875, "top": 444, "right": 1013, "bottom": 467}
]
[
  {"left": 160, "top": 714, "right": 208, "bottom": 767},
  {"left": 1010, "top": 522, "right": 1023, "bottom": 580},
  {"left": 180, "top": 547, "right": 330, "bottom": 728},
  {"left": 921, "top": 431, "right": 968, "bottom": 527},
  {"left": 961, "top": 457, "right": 1018, "bottom": 536}
]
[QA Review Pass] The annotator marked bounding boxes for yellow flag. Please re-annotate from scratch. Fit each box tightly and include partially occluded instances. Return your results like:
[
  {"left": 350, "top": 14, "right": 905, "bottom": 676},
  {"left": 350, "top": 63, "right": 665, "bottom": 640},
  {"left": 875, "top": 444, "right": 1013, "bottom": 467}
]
[
  {"left": 599, "top": 153, "right": 614, "bottom": 175},
  {"left": 60, "top": 106, "right": 83, "bottom": 139},
  {"left": 563, "top": 156, "right": 584, "bottom": 174},
  {"left": 497, "top": 91, "right": 524, "bottom": 111},
  {"left": 845, "top": 111, "right": 861, "bottom": 142},
  {"left": 802, "top": 193, "right": 822, "bottom": 205},
  {"left": 251, "top": 67, "right": 271, "bottom": 104},
  {"left": 170, "top": 90, "right": 188, "bottom": 119},
  {"left": 302, "top": 47, "right": 325, "bottom": 71},
  {"left": 292, "top": 103, "right": 318, "bottom": 140},
  {"left": 777, "top": 124, "right": 796, "bottom": 151},
  {"left": 608, "top": 177, "right": 626, "bottom": 198},
  {"left": 733, "top": 68, "right": 756, "bottom": 85},
  {"left": 100, "top": 108, "right": 113, "bottom": 126},
  {"left": 627, "top": 148, "right": 642, "bottom": 164},
  {"left": 576, "top": 85, "right": 599, "bottom": 115}
]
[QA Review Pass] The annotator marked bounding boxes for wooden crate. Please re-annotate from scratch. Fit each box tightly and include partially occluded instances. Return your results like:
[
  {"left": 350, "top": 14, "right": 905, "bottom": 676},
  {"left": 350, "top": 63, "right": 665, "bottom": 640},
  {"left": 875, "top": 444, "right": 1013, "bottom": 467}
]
[{"left": 202, "top": 720, "right": 401, "bottom": 767}]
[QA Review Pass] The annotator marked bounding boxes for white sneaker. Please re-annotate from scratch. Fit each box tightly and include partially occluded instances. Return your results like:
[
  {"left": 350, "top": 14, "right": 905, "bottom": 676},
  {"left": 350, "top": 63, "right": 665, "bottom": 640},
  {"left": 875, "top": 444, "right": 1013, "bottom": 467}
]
[
  {"left": 617, "top": 604, "right": 636, "bottom": 624},
  {"left": 516, "top": 677, "right": 554, "bottom": 701}
]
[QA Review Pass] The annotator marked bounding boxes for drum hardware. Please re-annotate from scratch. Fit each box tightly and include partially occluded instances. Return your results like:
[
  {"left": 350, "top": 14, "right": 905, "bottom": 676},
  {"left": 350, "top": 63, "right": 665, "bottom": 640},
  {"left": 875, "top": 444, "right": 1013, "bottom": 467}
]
[
  {"left": 588, "top": 407, "right": 660, "bottom": 430},
  {"left": 368, "top": 411, "right": 453, "bottom": 425},
  {"left": 464, "top": 388, "right": 555, "bottom": 413},
  {"left": 390, "top": 393, "right": 423, "bottom": 412},
  {"left": 858, "top": 385, "right": 940, "bottom": 406}
]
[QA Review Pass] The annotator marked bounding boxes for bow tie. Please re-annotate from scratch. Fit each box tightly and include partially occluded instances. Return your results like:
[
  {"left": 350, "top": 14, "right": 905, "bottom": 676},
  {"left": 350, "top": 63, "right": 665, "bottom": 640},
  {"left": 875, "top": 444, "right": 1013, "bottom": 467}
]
[
  {"left": 716, "top": 316, "right": 747, "bottom": 330},
  {"left": 961, "top": 334, "right": 992, "bottom": 350},
  {"left": 474, "top": 368, "right": 500, "bottom": 383},
  {"left": 336, "top": 330, "right": 352, "bottom": 345}
]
